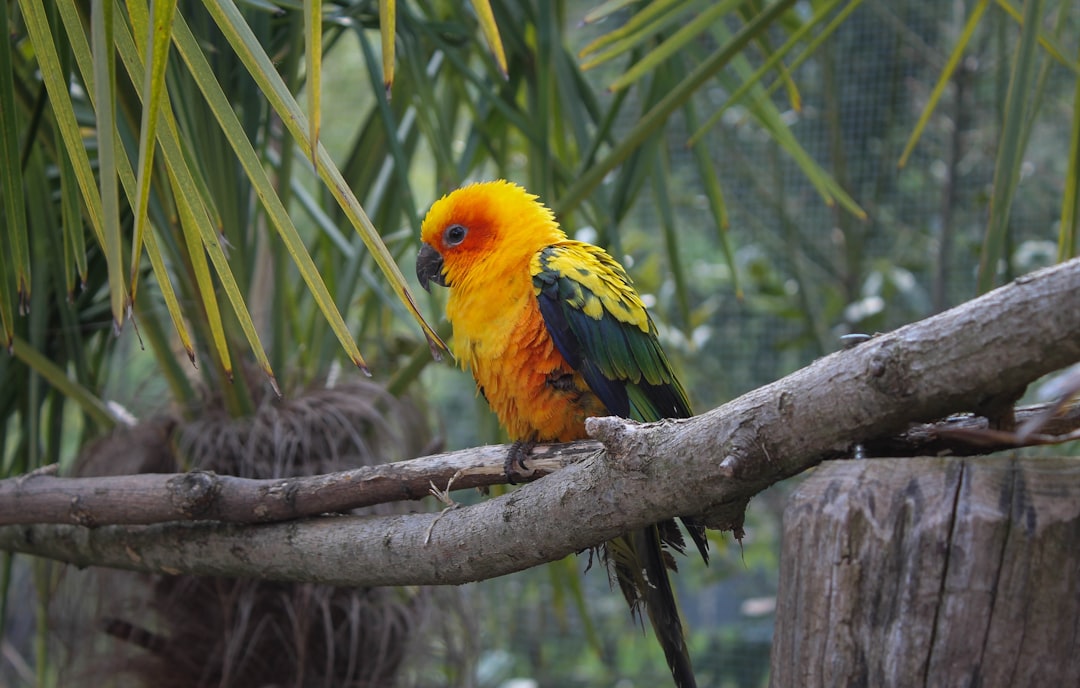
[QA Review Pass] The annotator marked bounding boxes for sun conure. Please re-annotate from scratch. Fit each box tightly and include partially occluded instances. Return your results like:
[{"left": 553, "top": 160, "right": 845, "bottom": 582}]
[{"left": 417, "top": 180, "right": 708, "bottom": 688}]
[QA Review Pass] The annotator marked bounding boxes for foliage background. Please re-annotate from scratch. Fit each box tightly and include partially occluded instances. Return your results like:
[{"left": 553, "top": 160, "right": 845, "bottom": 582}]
[{"left": 1, "top": 0, "right": 1077, "bottom": 686}]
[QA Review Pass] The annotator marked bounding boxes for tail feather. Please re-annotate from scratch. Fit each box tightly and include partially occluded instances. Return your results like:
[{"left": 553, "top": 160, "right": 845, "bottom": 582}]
[
  {"left": 679, "top": 516, "right": 710, "bottom": 565},
  {"left": 604, "top": 522, "right": 701, "bottom": 688},
  {"left": 636, "top": 526, "right": 697, "bottom": 688}
]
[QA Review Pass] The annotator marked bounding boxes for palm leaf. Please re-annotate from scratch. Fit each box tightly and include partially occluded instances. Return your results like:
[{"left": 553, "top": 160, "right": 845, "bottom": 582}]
[
  {"left": 0, "top": 0, "right": 28, "bottom": 335},
  {"left": 202, "top": 0, "right": 445, "bottom": 362},
  {"left": 129, "top": 0, "right": 178, "bottom": 302},
  {"left": 91, "top": 0, "right": 127, "bottom": 333}
]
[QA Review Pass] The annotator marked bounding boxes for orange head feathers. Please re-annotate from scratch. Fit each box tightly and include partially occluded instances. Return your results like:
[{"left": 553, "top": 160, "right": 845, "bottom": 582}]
[{"left": 417, "top": 180, "right": 566, "bottom": 293}]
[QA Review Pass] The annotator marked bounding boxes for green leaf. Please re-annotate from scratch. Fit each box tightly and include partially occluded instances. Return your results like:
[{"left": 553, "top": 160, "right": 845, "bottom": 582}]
[
  {"left": 579, "top": 0, "right": 684, "bottom": 62},
  {"left": 59, "top": 0, "right": 197, "bottom": 370},
  {"left": 582, "top": 0, "right": 641, "bottom": 25},
  {"left": 0, "top": 228, "right": 15, "bottom": 349},
  {"left": 651, "top": 146, "right": 690, "bottom": 330},
  {"left": 201, "top": 0, "right": 445, "bottom": 363},
  {"left": 18, "top": 0, "right": 105, "bottom": 251},
  {"left": 58, "top": 132, "right": 88, "bottom": 298},
  {"left": 379, "top": 0, "right": 395, "bottom": 94},
  {"left": 115, "top": 8, "right": 275, "bottom": 389},
  {"left": 91, "top": 0, "right": 126, "bottom": 332},
  {"left": 558, "top": 0, "right": 800, "bottom": 216},
  {"left": 143, "top": 224, "right": 197, "bottom": 365},
  {"left": 0, "top": 0, "right": 29, "bottom": 325},
  {"left": 742, "top": 74, "right": 865, "bottom": 219},
  {"left": 978, "top": 0, "right": 1044, "bottom": 292},
  {"left": 10, "top": 336, "right": 117, "bottom": 429},
  {"left": 1061, "top": 45, "right": 1080, "bottom": 261},
  {"left": 128, "top": 0, "right": 178, "bottom": 301},
  {"left": 898, "top": 0, "right": 989, "bottom": 168},
  {"left": 470, "top": 0, "right": 508, "bottom": 78},
  {"left": 995, "top": 0, "right": 1080, "bottom": 74},
  {"left": 171, "top": 165, "right": 238, "bottom": 384},
  {"left": 164, "top": 9, "right": 361, "bottom": 375},
  {"left": 687, "top": 0, "right": 857, "bottom": 147},
  {"left": 305, "top": 0, "right": 322, "bottom": 163},
  {"left": 606, "top": 0, "right": 741, "bottom": 92},
  {"left": 354, "top": 28, "right": 420, "bottom": 226},
  {"left": 684, "top": 101, "right": 740, "bottom": 299}
]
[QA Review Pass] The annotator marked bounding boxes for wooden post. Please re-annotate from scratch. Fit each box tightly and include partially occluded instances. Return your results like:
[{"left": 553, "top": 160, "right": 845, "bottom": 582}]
[{"left": 770, "top": 456, "right": 1080, "bottom": 687}]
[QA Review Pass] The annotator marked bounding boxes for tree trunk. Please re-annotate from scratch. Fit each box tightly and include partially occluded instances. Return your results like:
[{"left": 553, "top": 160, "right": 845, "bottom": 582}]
[{"left": 771, "top": 456, "right": 1080, "bottom": 687}]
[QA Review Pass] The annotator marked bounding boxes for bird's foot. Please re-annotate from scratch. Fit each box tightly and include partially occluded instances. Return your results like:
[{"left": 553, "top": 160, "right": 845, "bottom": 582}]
[{"left": 504, "top": 439, "right": 537, "bottom": 485}]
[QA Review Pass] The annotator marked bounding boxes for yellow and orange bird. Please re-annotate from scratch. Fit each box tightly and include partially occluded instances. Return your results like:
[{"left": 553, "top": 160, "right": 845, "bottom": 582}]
[{"left": 417, "top": 180, "right": 708, "bottom": 688}]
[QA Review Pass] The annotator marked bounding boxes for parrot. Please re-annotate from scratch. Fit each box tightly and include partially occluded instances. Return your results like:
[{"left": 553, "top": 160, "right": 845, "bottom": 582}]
[{"left": 416, "top": 180, "right": 708, "bottom": 688}]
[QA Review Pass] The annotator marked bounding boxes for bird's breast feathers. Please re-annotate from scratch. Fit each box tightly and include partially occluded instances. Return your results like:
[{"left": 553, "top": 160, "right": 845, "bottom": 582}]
[{"left": 445, "top": 248, "right": 604, "bottom": 442}]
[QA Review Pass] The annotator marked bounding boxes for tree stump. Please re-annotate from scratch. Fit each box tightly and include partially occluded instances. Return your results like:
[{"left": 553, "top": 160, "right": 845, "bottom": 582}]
[{"left": 770, "top": 456, "right": 1080, "bottom": 687}]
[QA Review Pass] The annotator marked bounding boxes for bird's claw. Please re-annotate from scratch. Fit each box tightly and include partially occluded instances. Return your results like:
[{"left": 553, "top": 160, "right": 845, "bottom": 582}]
[{"left": 504, "top": 440, "right": 537, "bottom": 485}]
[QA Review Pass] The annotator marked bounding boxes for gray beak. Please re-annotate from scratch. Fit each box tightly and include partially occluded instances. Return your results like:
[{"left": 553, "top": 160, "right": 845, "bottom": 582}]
[{"left": 416, "top": 243, "right": 447, "bottom": 292}]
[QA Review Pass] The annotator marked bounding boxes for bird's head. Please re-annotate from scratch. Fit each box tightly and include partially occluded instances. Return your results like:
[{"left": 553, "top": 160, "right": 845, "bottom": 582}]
[{"left": 416, "top": 180, "right": 566, "bottom": 291}]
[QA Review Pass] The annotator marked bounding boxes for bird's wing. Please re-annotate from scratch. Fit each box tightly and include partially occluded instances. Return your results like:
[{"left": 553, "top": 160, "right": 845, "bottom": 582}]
[{"left": 531, "top": 242, "right": 691, "bottom": 422}]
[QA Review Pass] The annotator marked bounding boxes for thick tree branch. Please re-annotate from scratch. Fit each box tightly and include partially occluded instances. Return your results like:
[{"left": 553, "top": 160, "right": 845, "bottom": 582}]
[
  {"left": 2, "top": 403, "right": 1074, "bottom": 530},
  {"left": 1, "top": 258, "right": 1079, "bottom": 586}
]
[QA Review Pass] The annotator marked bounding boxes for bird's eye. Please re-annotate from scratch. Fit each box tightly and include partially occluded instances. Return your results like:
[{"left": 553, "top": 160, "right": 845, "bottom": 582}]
[{"left": 444, "top": 224, "right": 467, "bottom": 247}]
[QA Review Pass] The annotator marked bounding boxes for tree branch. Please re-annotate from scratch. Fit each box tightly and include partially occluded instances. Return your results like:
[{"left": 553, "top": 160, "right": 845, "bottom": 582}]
[
  {"left": 0, "top": 444, "right": 587, "bottom": 527},
  {"left": 2, "top": 402, "right": 1074, "bottom": 530},
  {"left": 1, "top": 258, "right": 1079, "bottom": 587}
]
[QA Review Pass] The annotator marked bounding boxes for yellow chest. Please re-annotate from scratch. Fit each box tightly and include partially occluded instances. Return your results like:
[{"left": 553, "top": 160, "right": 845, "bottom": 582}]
[{"left": 445, "top": 266, "right": 605, "bottom": 442}]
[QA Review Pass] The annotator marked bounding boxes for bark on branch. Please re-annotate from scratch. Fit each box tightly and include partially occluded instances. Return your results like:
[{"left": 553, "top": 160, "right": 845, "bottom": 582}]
[
  {"left": 0, "top": 444, "right": 585, "bottom": 527},
  {"left": 1, "top": 258, "right": 1079, "bottom": 587},
  {"left": 4, "top": 404, "right": 1073, "bottom": 529}
]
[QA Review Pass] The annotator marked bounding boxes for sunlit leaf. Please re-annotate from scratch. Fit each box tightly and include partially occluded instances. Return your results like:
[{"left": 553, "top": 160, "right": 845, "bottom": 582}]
[
  {"left": 59, "top": 0, "right": 197, "bottom": 370},
  {"left": 202, "top": 0, "right": 445, "bottom": 362},
  {"left": 470, "top": 0, "right": 508, "bottom": 78},
  {"left": 305, "top": 0, "right": 322, "bottom": 163},
  {"left": 379, "top": 0, "right": 395, "bottom": 94},
  {"left": 18, "top": 0, "right": 105, "bottom": 250},
  {"left": 115, "top": 8, "right": 276, "bottom": 389},
  {"left": 172, "top": 165, "right": 236, "bottom": 383},
  {"left": 168, "top": 9, "right": 371, "bottom": 374},
  {"left": 128, "top": 0, "right": 178, "bottom": 301}
]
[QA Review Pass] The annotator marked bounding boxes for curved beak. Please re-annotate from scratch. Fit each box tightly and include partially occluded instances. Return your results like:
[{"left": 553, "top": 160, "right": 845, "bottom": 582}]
[{"left": 416, "top": 243, "right": 447, "bottom": 292}]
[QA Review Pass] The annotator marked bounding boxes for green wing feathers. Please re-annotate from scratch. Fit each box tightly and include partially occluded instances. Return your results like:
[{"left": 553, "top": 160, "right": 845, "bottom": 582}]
[{"left": 531, "top": 242, "right": 691, "bottom": 422}]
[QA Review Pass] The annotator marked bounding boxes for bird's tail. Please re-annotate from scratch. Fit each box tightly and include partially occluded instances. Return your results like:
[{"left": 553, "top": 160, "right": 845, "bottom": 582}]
[{"left": 606, "top": 522, "right": 700, "bottom": 688}]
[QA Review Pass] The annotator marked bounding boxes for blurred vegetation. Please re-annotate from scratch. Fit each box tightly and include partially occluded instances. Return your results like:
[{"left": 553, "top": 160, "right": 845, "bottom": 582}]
[{"left": 1, "top": 0, "right": 1078, "bottom": 686}]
